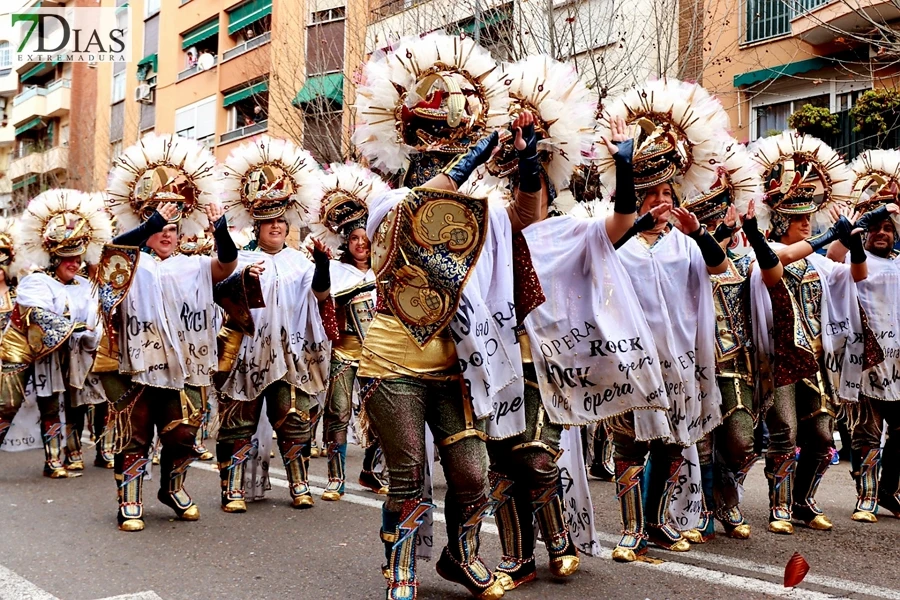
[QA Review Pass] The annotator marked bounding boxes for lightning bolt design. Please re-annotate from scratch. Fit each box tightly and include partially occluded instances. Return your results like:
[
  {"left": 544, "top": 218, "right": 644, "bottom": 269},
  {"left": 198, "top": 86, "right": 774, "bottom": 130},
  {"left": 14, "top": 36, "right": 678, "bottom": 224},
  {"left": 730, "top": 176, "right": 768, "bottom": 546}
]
[
  {"left": 771, "top": 456, "right": 796, "bottom": 492},
  {"left": 862, "top": 448, "right": 881, "bottom": 469},
  {"left": 489, "top": 476, "right": 514, "bottom": 509},
  {"left": 616, "top": 466, "right": 643, "bottom": 499},
  {"left": 42, "top": 423, "right": 63, "bottom": 442},
  {"left": 119, "top": 457, "right": 150, "bottom": 488},
  {"left": 460, "top": 499, "right": 498, "bottom": 539},
  {"left": 283, "top": 443, "right": 304, "bottom": 463},
  {"left": 396, "top": 502, "right": 434, "bottom": 547},
  {"left": 227, "top": 441, "right": 256, "bottom": 470}
]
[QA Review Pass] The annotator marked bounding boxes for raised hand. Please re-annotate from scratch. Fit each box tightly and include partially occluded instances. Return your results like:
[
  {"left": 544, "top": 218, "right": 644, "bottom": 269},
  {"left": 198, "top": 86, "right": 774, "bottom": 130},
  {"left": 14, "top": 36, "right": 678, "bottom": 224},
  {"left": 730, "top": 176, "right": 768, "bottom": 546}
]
[
  {"left": 513, "top": 110, "right": 537, "bottom": 155},
  {"left": 600, "top": 115, "right": 629, "bottom": 156},
  {"left": 157, "top": 202, "right": 179, "bottom": 221},
  {"left": 672, "top": 206, "right": 701, "bottom": 235}
]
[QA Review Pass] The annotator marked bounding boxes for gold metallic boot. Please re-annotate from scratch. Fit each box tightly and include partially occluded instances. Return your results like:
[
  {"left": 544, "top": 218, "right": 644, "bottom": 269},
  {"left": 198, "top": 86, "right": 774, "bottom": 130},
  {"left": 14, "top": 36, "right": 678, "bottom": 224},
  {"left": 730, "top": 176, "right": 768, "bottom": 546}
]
[
  {"left": 322, "top": 442, "right": 346, "bottom": 501},
  {"left": 612, "top": 459, "right": 648, "bottom": 562},
  {"left": 491, "top": 475, "right": 536, "bottom": 590},
  {"left": 535, "top": 489, "right": 579, "bottom": 577},
  {"left": 646, "top": 456, "right": 690, "bottom": 552},
  {"left": 715, "top": 455, "right": 755, "bottom": 539},
  {"left": 42, "top": 422, "right": 81, "bottom": 478},
  {"left": 281, "top": 441, "right": 314, "bottom": 508},
  {"left": 65, "top": 421, "right": 85, "bottom": 471},
  {"left": 765, "top": 452, "right": 796, "bottom": 534},
  {"left": 436, "top": 497, "right": 505, "bottom": 599},
  {"left": 792, "top": 453, "right": 833, "bottom": 531},
  {"left": 218, "top": 439, "right": 252, "bottom": 513},
  {"left": 157, "top": 454, "right": 200, "bottom": 521},
  {"left": 115, "top": 453, "right": 149, "bottom": 532},
  {"left": 851, "top": 448, "right": 880, "bottom": 523}
]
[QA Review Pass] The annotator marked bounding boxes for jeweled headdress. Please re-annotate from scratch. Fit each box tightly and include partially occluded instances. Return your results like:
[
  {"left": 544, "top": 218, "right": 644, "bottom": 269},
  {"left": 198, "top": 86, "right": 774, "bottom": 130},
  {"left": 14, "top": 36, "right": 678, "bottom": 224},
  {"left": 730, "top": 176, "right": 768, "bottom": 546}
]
[
  {"left": 353, "top": 32, "right": 510, "bottom": 173},
  {"left": 107, "top": 133, "right": 217, "bottom": 237},
  {"left": 15, "top": 189, "right": 113, "bottom": 275},
  {"left": 595, "top": 79, "right": 729, "bottom": 193},
  {"left": 0, "top": 217, "right": 18, "bottom": 269},
  {"left": 310, "top": 162, "right": 390, "bottom": 254},
  {"left": 684, "top": 138, "right": 766, "bottom": 226},
  {"left": 749, "top": 130, "right": 852, "bottom": 235},
  {"left": 487, "top": 55, "right": 597, "bottom": 190},
  {"left": 849, "top": 149, "right": 900, "bottom": 213},
  {"left": 220, "top": 136, "right": 322, "bottom": 233}
]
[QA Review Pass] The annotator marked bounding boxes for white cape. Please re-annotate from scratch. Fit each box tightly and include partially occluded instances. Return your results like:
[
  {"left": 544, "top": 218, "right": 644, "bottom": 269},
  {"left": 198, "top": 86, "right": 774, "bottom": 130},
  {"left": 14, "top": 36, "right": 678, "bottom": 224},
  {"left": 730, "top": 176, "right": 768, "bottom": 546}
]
[
  {"left": 521, "top": 216, "right": 669, "bottom": 436},
  {"left": 617, "top": 229, "right": 722, "bottom": 446},
  {"left": 856, "top": 252, "right": 900, "bottom": 401},
  {"left": 219, "top": 248, "right": 330, "bottom": 401}
]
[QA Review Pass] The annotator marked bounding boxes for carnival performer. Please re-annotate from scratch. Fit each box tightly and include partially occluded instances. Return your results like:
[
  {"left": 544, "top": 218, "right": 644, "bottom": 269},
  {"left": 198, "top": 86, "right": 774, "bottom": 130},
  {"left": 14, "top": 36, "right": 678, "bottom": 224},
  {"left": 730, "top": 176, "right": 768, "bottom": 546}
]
[
  {"left": 310, "top": 162, "right": 390, "bottom": 500},
  {"left": 594, "top": 79, "right": 729, "bottom": 561},
  {"left": 0, "top": 218, "right": 18, "bottom": 334},
  {"left": 216, "top": 136, "right": 331, "bottom": 513},
  {"left": 100, "top": 134, "right": 239, "bottom": 532},
  {"left": 478, "top": 55, "right": 597, "bottom": 589},
  {"left": 749, "top": 131, "right": 881, "bottom": 534},
  {"left": 0, "top": 190, "right": 111, "bottom": 478},
  {"left": 677, "top": 140, "right": 782, "bottom": 542},
  {"left": 825, "top": 149, "right": 900, "bottom": 522},
  {"left": 354, "top": 32, "right": 531, "bottom": 600}
]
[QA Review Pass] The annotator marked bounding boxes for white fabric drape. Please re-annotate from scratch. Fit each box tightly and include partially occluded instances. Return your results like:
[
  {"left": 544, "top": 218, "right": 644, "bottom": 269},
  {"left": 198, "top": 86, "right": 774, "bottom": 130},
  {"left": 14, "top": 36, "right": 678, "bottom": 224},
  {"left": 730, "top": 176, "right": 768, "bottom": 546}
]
[{"left": 855, "top": 252, "right": 900, "bottom": 402}]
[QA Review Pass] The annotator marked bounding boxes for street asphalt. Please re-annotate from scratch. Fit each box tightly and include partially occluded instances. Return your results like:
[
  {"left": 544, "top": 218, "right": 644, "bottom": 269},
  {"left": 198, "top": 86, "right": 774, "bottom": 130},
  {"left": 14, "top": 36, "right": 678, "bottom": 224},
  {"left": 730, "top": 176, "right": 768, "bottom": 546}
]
[{"left": 2, "top": 444, "right": 899, "bottom": 600}]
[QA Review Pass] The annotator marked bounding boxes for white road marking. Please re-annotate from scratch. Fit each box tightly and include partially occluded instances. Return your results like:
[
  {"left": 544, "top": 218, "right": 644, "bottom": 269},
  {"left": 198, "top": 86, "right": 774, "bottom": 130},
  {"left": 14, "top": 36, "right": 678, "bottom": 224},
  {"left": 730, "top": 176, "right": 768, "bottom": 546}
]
[
  {"left": 190, "top": 461, "right": 900, "bottom": 600},
  {"left": 93, "top": 593, "right": 164, "bottom": 600},
  {"left": 0, "top": 564, "right": 56, "bottom": 600}
]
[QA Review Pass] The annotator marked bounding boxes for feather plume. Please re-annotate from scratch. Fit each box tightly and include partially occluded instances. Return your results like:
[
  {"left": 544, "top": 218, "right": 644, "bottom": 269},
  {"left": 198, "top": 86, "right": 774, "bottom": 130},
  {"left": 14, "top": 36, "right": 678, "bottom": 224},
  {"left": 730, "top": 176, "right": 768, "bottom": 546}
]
[
  {"left": 458, "top": 167, "right": 512, "bottom": 209},
  {"left": 500, "top": 55, "right": 597, "bottom": 190},
  {"left": 353, "top": 32, "right": 510, "bottom": 173},
  {"left": 595, "top": 78, "right": 730, "bottom": 195}
]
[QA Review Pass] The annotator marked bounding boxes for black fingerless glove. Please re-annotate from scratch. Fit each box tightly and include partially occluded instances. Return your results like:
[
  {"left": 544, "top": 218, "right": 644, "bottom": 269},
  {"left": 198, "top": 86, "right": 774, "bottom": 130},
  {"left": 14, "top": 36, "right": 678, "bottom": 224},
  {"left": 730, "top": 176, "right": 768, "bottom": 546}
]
[
  {"left": 212, "top": 215, "right": 238, "bottom": 264},
  {"left": 742, "top": 216, "right": 779, "bottom": 270},
  {"left": 311, "top": 247, "right": 331, "bottom": 294},
  {"left": 689, "top": 226, "right": 726, "bottom": 268},
  {"left": 516, "top": 124, "right": 541, "bottom": 194},
  {"left": 807, "top": 216, "right": 852, "bottom": 253},
  {"left": 854, "top": 205, "right": 891, "bottom": 234},
  {"left": 613, "top": 139, "right": 636, "bottom": 215},
  {"left": 848, "top": 233, "right": 867, "bottom": 264},
  {"left": 613, "top": 211, "right": 655, "bottom": 250},
  {"left": 112, "top": 210, "right": 167, "bottom": 246},
  {"left": 442, "top": 131, "right": 500, "bottom": 188},
  {"left": 713, "top": 221, "right": 736, "bottom": 243}
]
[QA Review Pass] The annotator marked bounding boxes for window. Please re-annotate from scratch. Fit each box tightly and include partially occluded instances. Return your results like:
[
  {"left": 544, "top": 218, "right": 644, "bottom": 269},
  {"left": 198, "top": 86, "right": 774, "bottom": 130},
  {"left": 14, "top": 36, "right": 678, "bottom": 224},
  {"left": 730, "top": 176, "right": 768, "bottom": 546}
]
[
  {"left": 110, "top": 101, "right": 125, "bottom": 142},
  {"left": 145, "top": 0, "right": 160, "bottom": 18},
  {"left": 745, "top": 0, "right": 828, "bottom": 43},
  {"left": 311, "top": 7, "right": 345, "bottom": 23},
  {"left": 144, "top": 14, "right": 159, "bottom": 57},
  {"left": 60, "top": 123, "right": 69, "bottom": 147},
  {"left": 0, "top": 42, "right": 9, "bottom": 69},
  {"left": 112, "top": 71, "right": 126, "bottom": 103},
  {"left": 175, "top": 96, "right": 217, "bottom": 142},
  {"left": 116, "top": 8, "right": 129, "bottom": 37},
  {"left": 306, "top": 17, "right": 345, "bottom": 75},
  {"left": 109, "top": 140, "right": 123, "bottom": 172},
  {"left": 302, "top": 111, "right": 343, "bottom": 163},
  {"left": 754, "top": 94, "right": 828, "bottom": 139},
  {"left": 180, "top": 20, "right": 219, "bottom": 79}
]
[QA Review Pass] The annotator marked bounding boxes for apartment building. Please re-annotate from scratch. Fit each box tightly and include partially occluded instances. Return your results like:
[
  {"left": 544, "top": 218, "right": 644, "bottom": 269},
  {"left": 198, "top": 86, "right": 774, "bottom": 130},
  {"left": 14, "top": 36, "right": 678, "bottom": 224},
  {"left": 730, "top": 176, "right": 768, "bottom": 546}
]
[
  {"left": 3, "top": 0, "right": 99, "bottom": 215},
  {"left": 90, "top": 0, "right": 365, "bottom": 189},
  {"left": 0, "top": 12, "right": 17, "bottom": 215},
  {"left": 703, "top": 0, "right": 897, "bottom": 146}
]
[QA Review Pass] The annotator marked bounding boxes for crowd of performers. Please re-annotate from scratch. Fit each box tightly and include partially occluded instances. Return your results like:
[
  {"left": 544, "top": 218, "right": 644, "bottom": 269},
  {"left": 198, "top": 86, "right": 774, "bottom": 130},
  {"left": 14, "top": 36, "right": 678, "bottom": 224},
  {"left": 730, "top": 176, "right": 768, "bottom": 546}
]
[{"left": 2, "top": 33, "right": 900, "bottom": 600}]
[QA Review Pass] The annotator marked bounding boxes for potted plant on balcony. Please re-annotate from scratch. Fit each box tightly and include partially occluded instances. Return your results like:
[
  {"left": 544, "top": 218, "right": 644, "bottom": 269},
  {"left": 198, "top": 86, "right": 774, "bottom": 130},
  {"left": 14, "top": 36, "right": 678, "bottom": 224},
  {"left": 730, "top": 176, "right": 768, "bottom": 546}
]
[
  {"left": 788, "top": 104, "right": 839, "bottom": 139},
  {"left": 850, "top": 88, "right": 900, "bottom": 144}
]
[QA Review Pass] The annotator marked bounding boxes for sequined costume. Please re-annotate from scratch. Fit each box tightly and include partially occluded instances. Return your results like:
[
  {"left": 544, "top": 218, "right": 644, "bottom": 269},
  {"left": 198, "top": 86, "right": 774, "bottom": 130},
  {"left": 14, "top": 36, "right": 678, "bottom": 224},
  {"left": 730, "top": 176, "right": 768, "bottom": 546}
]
[
  {"left": 101, "top": 134, "right": 238, "bottom": 531},
  {"left": 215, "top": 136, "right": 330, "bottom": 513},
  {"left": 0, "top": 190, "right": 112, "bottom": 478}
]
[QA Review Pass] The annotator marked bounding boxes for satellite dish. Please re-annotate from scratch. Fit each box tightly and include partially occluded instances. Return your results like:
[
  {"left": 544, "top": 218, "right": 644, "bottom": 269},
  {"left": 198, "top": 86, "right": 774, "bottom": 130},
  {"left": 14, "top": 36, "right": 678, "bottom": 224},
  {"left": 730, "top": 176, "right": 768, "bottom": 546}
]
[{"left": 197, "top": 53, "right": 215, "bottom": 71}]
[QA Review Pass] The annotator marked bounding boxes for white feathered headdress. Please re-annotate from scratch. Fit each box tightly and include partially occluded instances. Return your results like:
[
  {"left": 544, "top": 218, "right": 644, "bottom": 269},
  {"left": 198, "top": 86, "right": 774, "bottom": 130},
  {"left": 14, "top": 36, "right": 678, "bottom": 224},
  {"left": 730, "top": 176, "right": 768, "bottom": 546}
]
[
  {"left": 490, "top": 55, "right": 597, "bottom": 190},
  {"left": 310, "top": 162, "right": 390, "bottom": 254},
  {"left": 849, "top": 149, "right": 900, "bottom": 213},
  {"left": 595, "top": 78, "right": 730, "bottom": 195},
  {"left": 14, "top": 189, "right": 113, "bottom": 277},
  {"left": 353, "top": 32, "right": 510, "bottom": 173},
  {"left": 458, "top": 167, "right": 513, "bottom": 210},
  {"left": 220, "top": 136, "right": 322, "bottom": 233},
  {"left": 684, "top": 137, "right": 766, "bottom": 226},
  {"left": 749, "top": 130, "right": 852, "bottom": 233},
  {"left": 0, "top": 216, "right": 19, "bottom": 269},
  {"left": 107, "top": 133, "right": 218, "bottom": 237}
]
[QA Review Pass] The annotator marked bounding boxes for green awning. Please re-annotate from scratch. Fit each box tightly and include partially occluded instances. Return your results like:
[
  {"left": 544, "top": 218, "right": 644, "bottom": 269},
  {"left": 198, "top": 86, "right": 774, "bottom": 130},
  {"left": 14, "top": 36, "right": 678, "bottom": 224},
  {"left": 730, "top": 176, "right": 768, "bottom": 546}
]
[
  {"left": 223, "top": 80, "right": 268, "bottom": 107},
  {"left": 116, "top": 2, "right": 129, "bottom": 13},
  {"left": 228, "top": 0, "right": 272, "bottom": 35},
  {"left": 137, "top": 53, "right": 158, "bottom": 74},
  {"left": 734, "top": 49, "right": 862, "bottom": 88},
  {"left": 12, "top": 175, "right": 38, "bottom": 191},
  {"left": 458, "top": 10, "right": 507, "bottom": 35},
  {"left": 20, "top": 61, "right": 54, "bottom": 83},
  {"left": 293, "top": 73, "right": 343, "bottom": 108},
  {"left": 15, "top": 117, "right": 44, "bottom": 135},
  {"left": 182, "top": 19, "right": 219, "bottom": 49}
]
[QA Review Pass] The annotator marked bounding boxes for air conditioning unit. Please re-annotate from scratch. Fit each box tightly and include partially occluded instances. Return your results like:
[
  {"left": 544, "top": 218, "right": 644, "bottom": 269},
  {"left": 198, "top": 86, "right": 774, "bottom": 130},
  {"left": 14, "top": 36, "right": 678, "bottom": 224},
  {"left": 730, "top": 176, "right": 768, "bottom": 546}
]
[{"left": 134, "top": 83, "right": 154, "bottom": 104}]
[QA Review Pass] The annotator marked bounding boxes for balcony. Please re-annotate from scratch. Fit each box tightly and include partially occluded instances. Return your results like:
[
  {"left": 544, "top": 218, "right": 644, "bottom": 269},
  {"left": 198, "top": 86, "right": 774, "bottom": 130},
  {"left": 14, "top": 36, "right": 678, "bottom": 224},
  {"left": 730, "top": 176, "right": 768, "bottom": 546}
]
[
  {"left": 219, "top": 119, "right": 267, "bottom": 144},
  {"left": 10, "top": 80, "right": 71, "bottom": 128},
  {"left": 792, "top": 0, "right": 900, "bottom": 46},
  {"left": 223, "top": 31, "right": 271, "bottom": 61},
  {"left": 177, "top": 56, "right": 218, "bottom": 82},
  {"left": 9, "top": 146, "right": 68, "bottom": 181},
  {"left": 0, "top": 68, "right": 17, "bottom": 96}
]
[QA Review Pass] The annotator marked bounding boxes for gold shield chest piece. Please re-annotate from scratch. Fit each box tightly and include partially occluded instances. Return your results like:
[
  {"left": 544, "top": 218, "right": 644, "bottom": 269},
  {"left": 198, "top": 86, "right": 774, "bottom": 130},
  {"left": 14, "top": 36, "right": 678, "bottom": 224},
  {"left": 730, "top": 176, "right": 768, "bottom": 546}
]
[{"left": 371, "top": 187, "right": 488, "bottom": 348}]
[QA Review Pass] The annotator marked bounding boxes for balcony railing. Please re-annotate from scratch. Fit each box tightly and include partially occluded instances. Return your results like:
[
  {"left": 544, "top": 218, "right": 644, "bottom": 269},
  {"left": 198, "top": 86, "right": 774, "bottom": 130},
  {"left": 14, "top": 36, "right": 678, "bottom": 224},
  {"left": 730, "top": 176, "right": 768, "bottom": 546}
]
[
  {"left": 745, "top": 0, "right": 828, "bottom": 43},
  {"left": 220, "top": 119, "right": 268, "bottom": 144},
  {"left": 223, "top": 31, "right": 271, "bottom": 61},
  {"left": 9, "top": 146, "right": 68, "bottom": 180},
  {"left": 13, "top": 78, "right": 72, "bottom": 106},
  {"left": 177, "top": 56, "right": 218, "bottom": 82}
]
